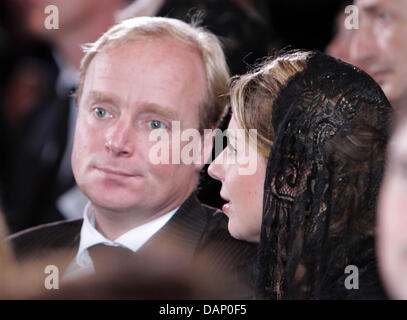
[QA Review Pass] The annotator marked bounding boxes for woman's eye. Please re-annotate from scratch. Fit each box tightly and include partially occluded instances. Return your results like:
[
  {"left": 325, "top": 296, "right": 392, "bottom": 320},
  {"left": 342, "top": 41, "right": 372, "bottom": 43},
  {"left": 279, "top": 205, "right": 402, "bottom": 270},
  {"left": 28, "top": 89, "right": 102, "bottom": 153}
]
[
  {"left": 148, "top": 120, "right": 166, "bottom": 130},
  {"left": 94, "top": 107, "right": 112, "bottom": 119}
]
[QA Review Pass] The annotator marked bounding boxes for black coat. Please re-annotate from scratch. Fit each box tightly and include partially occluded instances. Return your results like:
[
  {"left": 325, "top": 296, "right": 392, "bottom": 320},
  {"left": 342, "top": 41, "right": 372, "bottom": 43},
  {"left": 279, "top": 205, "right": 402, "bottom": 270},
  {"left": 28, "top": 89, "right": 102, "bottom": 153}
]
[{"left": 8, "top": 193, "right": 258, "bottom": 298}]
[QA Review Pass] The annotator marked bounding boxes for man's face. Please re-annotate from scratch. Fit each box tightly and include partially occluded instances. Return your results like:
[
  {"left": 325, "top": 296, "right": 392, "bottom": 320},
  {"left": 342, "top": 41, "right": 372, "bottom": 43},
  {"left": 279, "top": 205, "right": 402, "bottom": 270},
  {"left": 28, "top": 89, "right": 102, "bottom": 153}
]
[
  {"left": 377, "top": 120, "right": 407, "bottom": 299},
  {"left": 350, "top": 0, "right": 407, "bottom": 108},
  {"left": 72, "top": 36, "right": 208, "bottom": 221}
]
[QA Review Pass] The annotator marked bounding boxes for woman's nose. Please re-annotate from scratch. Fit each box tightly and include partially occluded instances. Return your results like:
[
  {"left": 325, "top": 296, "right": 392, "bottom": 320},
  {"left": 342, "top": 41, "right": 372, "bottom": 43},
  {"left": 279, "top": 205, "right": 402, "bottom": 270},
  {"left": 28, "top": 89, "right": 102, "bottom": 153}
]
[{"left": 208, "top": 149, "right": 226, "bottom": 181}]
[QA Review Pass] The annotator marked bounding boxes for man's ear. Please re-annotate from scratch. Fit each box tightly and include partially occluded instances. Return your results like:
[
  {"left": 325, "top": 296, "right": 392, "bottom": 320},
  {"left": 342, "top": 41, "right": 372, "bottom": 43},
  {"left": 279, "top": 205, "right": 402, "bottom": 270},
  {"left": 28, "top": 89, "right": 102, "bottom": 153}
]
[{"left": 194, "top": 128, "right": 215, "bottom": 171}]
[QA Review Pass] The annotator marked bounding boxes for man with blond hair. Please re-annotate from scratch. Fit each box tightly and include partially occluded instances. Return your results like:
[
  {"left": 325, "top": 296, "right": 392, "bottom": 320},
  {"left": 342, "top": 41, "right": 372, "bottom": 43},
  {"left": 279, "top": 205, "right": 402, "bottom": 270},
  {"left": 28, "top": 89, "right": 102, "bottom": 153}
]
[{"left": 9, "top": 17, "right": 256, "bottom": 297}]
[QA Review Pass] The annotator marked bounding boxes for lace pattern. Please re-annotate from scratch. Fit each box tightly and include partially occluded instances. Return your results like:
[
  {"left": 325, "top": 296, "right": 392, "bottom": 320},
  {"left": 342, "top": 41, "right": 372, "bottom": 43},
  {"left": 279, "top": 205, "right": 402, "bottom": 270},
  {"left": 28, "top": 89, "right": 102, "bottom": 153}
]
[{"left": 256, "top": 51, "right": 392, "bottom": 299}]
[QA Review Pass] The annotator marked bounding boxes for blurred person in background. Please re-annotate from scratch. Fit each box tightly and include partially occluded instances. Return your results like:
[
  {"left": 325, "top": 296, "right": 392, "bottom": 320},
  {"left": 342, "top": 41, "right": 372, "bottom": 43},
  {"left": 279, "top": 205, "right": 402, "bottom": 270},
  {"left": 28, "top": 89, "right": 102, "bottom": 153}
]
[
  {"left": 0, "top": 0, "right": 58, "bottom": 230},
  {"left": 377, "top": 109, "right": 407, "bottom": 300},
  {"left": 348, "top": 0, "right": 407, "bottom": 110}
]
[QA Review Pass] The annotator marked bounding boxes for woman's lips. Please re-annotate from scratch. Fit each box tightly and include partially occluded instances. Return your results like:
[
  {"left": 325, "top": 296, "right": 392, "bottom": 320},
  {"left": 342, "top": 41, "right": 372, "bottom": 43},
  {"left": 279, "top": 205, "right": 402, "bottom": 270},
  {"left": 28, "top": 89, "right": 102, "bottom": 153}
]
[
  {"left": 220, "top": 193, "right": 231, "bottom": 213},
  {"left": 222, "top": 202, "right": 232, "bottom": 213}
]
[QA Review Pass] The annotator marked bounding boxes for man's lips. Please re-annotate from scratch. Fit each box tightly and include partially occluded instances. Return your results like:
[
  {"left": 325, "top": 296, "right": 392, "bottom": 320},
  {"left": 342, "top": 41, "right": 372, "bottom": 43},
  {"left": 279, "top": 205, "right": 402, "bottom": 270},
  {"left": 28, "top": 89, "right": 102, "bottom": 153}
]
[{"left": 96, "top": 167, "right": 138, "bottom": 177}]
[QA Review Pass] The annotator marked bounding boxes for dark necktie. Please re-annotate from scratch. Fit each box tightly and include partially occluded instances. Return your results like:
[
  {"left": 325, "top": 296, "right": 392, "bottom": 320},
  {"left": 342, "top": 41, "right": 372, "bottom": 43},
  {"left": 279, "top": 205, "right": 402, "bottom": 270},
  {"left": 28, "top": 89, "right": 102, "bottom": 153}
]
[{"left": 88, "top": 244, "right": 135, "bottom": 274}]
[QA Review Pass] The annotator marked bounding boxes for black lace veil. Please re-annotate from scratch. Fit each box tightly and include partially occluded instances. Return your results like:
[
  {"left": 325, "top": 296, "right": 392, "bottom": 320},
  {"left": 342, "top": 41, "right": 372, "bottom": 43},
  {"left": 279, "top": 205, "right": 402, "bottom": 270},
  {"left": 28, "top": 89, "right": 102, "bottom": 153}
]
[{"left": 255, "top": 51, "right": 393, "bottom": 299}]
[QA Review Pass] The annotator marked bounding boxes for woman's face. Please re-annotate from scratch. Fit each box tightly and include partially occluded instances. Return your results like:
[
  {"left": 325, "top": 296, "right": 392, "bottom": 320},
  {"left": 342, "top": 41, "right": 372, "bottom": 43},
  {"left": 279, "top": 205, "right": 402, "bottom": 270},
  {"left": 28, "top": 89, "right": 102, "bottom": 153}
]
[{"left": 208, "top": 116, "right": 267, "bottom": 243}]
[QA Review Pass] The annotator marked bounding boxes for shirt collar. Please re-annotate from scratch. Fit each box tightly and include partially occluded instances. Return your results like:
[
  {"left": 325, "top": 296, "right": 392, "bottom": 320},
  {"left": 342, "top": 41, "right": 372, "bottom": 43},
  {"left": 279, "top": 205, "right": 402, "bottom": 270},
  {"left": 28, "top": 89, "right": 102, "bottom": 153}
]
[{"left": 75, "top": 202, "right": 178, "bottom": 267}]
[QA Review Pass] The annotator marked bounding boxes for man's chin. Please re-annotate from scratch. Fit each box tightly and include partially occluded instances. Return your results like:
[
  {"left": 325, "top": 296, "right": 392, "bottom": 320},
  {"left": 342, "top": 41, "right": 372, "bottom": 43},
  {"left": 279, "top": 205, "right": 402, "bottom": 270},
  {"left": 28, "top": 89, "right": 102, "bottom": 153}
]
[
  {"left": 91, "top": 199, "right": 143, "bottom": 214},
  {"left": 83, "top": 189, "right": 144, "bottom": 212}
]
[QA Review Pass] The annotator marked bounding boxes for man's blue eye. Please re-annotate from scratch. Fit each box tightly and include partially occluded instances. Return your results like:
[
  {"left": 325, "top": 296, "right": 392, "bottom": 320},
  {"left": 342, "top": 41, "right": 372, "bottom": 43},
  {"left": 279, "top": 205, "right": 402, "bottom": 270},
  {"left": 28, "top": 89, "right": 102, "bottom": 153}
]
[
  {"left": 149, "top": 120, "right": 166, "bottom": 129},
  {"left": 94, "top": 107, "right": 111, "bottom": 118},
  {"left": 378, "top": 11, "right": 391, "bottom": 21}
]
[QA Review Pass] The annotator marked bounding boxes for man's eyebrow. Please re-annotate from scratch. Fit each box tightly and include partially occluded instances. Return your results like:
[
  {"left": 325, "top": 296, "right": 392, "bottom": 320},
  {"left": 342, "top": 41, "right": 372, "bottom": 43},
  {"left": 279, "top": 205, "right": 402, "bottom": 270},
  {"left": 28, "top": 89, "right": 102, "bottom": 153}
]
[
  {"left": 86, "top": 92, "right": 179, "bottom": 119},
  {"left": 88, "top": 90, "right": 119, "bottom": 104},
  {"left": 362, "top": 4, "right": 379, "bottom": 15},
  {"left": 141, "top": 103, "right": 179, "bottom": 119}
]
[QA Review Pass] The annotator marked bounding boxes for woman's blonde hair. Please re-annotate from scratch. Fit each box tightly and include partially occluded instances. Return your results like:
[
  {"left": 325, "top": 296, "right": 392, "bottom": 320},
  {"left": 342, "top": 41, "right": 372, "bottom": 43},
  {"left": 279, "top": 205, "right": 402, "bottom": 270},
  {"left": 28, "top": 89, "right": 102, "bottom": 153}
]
[{"left": 230, "top": 51, "right": 310, "bottom": 157}]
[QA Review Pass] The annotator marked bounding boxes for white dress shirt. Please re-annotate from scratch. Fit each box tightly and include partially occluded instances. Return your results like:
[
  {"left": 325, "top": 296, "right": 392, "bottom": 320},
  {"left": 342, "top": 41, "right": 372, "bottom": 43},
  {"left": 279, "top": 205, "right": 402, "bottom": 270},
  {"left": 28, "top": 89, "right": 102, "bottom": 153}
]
[{"left": 63, "top": 202, "right": 178, "bottom": 281}]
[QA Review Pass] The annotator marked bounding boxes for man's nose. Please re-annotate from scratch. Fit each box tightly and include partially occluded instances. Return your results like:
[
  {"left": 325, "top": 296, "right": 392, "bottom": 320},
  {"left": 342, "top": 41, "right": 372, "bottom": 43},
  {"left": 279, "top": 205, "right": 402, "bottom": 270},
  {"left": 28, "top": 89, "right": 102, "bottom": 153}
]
[
  {"left": 349, "top": 24, "right": 379, "bottom": 67},
  {"left": 105, "top": 120, "right": 135, "bottom": 157}
]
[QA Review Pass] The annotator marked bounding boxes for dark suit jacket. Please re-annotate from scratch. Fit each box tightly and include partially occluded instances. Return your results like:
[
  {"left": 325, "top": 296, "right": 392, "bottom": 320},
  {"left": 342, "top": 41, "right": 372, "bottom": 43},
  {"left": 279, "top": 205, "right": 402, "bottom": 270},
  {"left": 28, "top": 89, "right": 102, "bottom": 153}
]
[{"left": 8, "top": 192, "right": 257, "bottom": 298}]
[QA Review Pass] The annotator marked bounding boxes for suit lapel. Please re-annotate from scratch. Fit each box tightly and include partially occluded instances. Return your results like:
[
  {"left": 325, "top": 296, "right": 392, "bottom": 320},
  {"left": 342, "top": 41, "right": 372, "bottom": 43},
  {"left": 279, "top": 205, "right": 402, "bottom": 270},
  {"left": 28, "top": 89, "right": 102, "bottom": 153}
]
[
  {"left": 60, "top": 195, "right": 211, "bottom": 272},
  {"left": 56, "top": 222, "right": 82, "bottom": 275},
  {"left": 137, "top": 192, "right": 210, "bottom": 266}
]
